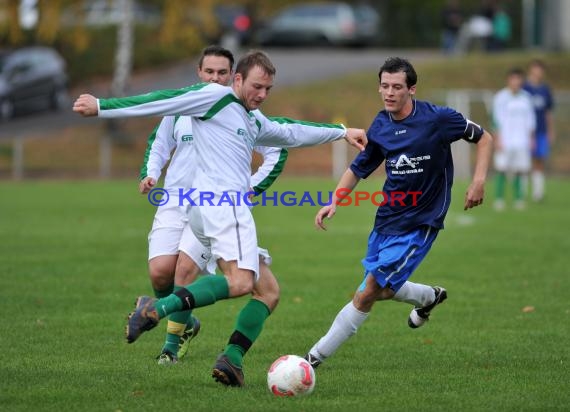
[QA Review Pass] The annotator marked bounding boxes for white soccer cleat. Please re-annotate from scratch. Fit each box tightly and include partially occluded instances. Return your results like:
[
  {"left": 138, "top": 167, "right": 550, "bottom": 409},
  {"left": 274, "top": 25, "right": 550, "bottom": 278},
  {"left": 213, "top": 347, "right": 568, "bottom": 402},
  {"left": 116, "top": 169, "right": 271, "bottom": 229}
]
[{"left": 408, "top": 286, "right": 447, "bottom": 329}]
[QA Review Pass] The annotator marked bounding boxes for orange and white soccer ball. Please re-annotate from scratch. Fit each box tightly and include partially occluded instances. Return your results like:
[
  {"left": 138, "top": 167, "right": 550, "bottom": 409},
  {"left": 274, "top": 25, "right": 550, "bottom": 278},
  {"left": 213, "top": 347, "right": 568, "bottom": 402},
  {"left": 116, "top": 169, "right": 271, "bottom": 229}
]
[{"left": 267, "top": 355, "right": 316, "bottom": 397}]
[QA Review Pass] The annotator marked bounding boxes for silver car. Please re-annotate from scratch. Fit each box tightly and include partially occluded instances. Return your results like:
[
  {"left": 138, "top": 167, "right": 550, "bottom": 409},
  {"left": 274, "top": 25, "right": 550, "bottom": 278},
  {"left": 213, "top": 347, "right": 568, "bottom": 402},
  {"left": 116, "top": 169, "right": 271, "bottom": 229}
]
[{"left": 257, "top": 2, "right": 381, "bottom": 47}]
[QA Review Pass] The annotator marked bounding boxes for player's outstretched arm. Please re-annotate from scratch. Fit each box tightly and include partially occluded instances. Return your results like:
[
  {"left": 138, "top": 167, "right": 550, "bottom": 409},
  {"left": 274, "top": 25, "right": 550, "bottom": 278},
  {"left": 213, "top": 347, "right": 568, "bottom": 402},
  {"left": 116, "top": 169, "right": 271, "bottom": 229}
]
[
  {"left": 316, "top": 168, "right": 360, "bottom": 230},
  {"left": 464, "top": 130, "right": 493, "bottom": 210},
  {"left": 73, "top": 94, "right": 98, "bottom": 116},
  {"left": 344, "top": 128, "right": 367, "bottom": 152}
]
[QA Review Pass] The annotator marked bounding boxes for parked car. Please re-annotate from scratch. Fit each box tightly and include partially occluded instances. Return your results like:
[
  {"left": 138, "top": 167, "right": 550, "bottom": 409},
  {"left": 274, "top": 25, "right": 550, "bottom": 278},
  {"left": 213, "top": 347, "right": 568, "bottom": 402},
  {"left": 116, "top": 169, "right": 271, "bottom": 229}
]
[
  {"left": 0, "top": 46, "right": 68, "bottom": 120},
  {"left": 256, "top": 2, "right": 381, "bottom": 47},
  {"left": 213, "top": 4, "right": 253, "bottom": 46}
]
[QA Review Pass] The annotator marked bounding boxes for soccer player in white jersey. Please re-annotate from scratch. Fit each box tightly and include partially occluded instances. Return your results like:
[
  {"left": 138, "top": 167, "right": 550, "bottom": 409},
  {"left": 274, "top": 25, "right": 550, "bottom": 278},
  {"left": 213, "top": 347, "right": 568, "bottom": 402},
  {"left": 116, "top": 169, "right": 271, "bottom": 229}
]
[
  {"left": 302, "top": 57, "right": 493, "bottom": 369},
  {"left": 139, "top": 46, "right": 288, "bottom": 366},
  {"left": 73, "top": 50, "right": 367, "bottom": 386},
  {"left": 492, "top": 67, "right": 536, "bottom": 211}
]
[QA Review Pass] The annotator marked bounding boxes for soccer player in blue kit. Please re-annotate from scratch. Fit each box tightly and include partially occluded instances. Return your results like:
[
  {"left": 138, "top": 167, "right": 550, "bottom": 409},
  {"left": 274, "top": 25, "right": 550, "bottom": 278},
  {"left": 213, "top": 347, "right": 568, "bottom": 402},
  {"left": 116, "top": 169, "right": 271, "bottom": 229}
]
[
  {"left": 523, "top": 59, "right": 555, "bottom": 202},
  {"left": 304, "top": 57, "right": 493, "bottom": 368}
]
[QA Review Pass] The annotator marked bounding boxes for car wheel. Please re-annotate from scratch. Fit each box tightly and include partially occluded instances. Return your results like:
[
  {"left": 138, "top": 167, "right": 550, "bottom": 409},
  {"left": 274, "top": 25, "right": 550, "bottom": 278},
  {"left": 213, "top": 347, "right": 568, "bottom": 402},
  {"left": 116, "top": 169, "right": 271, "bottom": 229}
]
[
  {"left": 50, "top": 87, "right": 69, "bottom": 111},
  {"left": 0, "top": 99, "right": 14, "bottom": 120},
  {"left": 315, "top": 34, "right": 332, "bottom": 46}
]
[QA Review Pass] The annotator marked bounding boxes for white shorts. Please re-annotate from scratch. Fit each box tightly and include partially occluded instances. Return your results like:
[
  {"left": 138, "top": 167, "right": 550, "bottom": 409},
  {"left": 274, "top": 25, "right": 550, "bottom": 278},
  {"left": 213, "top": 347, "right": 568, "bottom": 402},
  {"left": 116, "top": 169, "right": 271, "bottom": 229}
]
[
  {"left": 188, "top": 200, "right": 260, "bottom": 280},
  {"left": 494, "top": 147, "right": 531, "bottom": 173},
  {"left": 178, "top": 223, "right": 212, "bottom": 273},
  {"left": 147, "top": 203, "right": 187, "bottom": 260},
  {"left": 257, "top": 247, "right": 272, "bottom": 267}
]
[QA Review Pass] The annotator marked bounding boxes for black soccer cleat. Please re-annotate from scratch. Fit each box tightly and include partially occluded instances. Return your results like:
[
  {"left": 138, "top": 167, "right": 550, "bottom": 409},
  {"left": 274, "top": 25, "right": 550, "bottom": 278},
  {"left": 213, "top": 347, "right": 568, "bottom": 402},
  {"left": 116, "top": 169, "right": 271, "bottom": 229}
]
[
  {"left": 212, "top": 354, "right": 245, "bottom": 387},
  {"left": 304, "top": 353, "right": 322, "bottom": 369},
  {"left": 125, "top": 296, "right": 160, "bottom": 343}
]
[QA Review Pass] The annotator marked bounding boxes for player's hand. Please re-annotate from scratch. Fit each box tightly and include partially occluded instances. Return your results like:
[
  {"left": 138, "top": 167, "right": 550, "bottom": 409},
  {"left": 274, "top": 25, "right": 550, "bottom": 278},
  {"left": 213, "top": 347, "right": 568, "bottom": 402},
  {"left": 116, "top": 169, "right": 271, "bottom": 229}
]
[
  {"left": 72, "top": 94, "right": 98, "bottom": 116},
  {"left": 315, "top": 204, "right": 336, "bottom": 230},
  {"left": 344, "top": 128, "right": 367, "bottom": 152},
  {"left": 139, "top": 177, "right": 156, "bottom": 194},
  {"left": 464, "top": 180, "right": 485, "bottom": 210}
]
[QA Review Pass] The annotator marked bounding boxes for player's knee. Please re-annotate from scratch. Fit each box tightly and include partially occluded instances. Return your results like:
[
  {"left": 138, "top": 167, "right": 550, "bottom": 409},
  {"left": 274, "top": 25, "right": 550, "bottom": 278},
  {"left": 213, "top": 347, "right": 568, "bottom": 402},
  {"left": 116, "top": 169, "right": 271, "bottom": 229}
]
[
  {"left": 253, "top": 282, "right": 280, "bottom": 312},
  {"left": 174, "top": 257, "right": 200, "bottom": 286},
  {"left": 232, "top": 278, "right": 254, "bottom": 296},
  {"left": 252, "top": 265, "right": 280, "bottom": 312},
  {"left": 227, "top": 270, "right": 255, "bottom": 296},
  {"left": 354, "top": 294, "right": 375, "bottom": 312},
  {"left": 148, "top": 258, "right": 176, "bottom": 290}
]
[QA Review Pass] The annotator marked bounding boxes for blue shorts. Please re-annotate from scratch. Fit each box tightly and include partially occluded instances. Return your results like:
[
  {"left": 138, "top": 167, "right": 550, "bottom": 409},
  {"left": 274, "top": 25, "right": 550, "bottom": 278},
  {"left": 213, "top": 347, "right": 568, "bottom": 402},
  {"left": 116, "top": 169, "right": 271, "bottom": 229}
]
[
  {"left": 360, "top": 225, "right": 438, "bottom": 292},
  {"left": 533, "top": 133, "right": 550, "bottom": 159}
]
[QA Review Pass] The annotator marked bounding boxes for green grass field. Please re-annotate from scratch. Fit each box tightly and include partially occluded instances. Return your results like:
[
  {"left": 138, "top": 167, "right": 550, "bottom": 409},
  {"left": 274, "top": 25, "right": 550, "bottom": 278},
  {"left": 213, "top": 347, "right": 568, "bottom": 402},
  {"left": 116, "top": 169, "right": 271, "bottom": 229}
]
[{"left": 1, "top": 177, "right": 569, "bottom": 411}]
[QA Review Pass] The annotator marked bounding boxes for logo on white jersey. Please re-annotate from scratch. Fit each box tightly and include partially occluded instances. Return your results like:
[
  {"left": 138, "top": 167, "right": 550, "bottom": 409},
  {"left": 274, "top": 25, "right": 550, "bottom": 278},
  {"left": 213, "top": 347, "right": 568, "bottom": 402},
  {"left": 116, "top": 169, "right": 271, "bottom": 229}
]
[
  {"left": 181, "top": 134, "right": 193, "bottom": 142},
  {"left": 237, "top": 127, "right": 255, "bottom": 147}
]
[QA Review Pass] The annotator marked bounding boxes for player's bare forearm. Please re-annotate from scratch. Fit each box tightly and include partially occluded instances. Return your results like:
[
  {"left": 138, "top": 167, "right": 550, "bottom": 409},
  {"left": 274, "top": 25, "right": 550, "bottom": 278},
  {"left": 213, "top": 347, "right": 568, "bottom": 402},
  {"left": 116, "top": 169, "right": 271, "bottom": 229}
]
[
  {"left": 464, "top": 131, "right": 492, "bottom": 210},
  {"left": 333, "top": 168, "right": 360, "bottom": 205},
  {"left": 315, "top": 168, "right": 360, "bottom": 230}
]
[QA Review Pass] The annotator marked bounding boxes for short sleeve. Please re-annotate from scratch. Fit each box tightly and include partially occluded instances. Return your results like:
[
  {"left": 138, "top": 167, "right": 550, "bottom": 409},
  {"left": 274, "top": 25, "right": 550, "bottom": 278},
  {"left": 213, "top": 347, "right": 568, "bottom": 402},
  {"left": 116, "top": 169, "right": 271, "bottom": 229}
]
[
  {"left": 439, "top": 106, "right": 484, "bottom": 144},
  {"left": 350, "top": 139, "right": 385, "bottom": 179}
]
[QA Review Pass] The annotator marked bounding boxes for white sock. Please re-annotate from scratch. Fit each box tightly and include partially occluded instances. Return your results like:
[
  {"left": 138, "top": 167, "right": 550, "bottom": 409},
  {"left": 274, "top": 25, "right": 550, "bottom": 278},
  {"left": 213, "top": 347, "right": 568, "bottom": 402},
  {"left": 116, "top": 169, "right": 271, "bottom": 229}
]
[
  {"left": 392, "top": 281, "right": 435, "bottom": 308},
  {"left": 309, "top": 301, "right": 368, "bottom": 361},
  {"left": 531, "top": 171, "right": 545, "bottom": 200}
]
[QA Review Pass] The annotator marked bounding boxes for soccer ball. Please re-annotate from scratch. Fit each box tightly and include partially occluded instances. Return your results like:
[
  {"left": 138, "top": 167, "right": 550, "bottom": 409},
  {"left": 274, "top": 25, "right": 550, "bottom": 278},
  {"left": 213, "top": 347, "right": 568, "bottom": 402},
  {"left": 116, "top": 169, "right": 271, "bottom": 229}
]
[{"left": 267, "top": 355, "right": 316, "bottom": 397}]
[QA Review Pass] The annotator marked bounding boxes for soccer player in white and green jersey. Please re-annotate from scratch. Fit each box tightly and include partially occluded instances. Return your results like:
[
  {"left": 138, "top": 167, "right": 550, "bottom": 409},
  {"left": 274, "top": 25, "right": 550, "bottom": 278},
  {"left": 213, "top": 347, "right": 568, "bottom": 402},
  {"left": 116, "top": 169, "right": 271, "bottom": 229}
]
[
  {"left": 73, "top": 50, "right": 367, "bottom": 387},
  {"left": 139, "top": 46, "right": 288, "bottom": 366}
]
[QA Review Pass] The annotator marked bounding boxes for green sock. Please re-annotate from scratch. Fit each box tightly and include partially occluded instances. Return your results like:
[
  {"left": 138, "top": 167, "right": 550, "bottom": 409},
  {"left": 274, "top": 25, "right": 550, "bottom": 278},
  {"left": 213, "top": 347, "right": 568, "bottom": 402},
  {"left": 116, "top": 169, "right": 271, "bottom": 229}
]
[
  {"left": 495, "top": 172, "right": 506, "bottom": 199},
  {"left": 185, "top": 275, "right": 229, "bottom": 307},
  {"left": 161, "top": 285, "right": 194, "bottom": 355},
  {"left": 224, "top": 299, "right": 271, "bottom": 368},
  {"left": 514, "top": 174, "right": 524, "bottom": 201},
  {"left": 155, "top": 275, "right": 229, "bottom": 318},
  {"left": 153, "top": 284, "right": 173, "bottom": 298}
]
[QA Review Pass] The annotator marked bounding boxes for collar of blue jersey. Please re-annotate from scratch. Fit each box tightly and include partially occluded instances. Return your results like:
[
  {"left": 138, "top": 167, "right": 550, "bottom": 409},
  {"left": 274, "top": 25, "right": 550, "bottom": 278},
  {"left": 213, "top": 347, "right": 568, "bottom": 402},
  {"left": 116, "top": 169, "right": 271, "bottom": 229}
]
[{"left": 388, "top": 98, "right": 417, "bottom": 123}]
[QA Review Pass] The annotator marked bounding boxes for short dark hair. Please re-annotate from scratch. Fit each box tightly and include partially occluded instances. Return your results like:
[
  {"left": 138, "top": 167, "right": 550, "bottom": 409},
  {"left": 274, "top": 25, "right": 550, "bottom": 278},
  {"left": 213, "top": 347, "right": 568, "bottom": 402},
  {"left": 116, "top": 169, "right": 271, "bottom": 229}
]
[
  {"left": 508, "top": 67, "right": 525, "bottom": 77},
  {"left": 235, "top": 50, "right": 276, "bottom": 80},
  {"left": 528, "top": 58, "right": 546, "bottom": 71},
  {"left": 378, "top": 57, "right": 417, "bottom": 88},
  {"left": 198, "top": 45, "right": 234, "bottom": 70}
]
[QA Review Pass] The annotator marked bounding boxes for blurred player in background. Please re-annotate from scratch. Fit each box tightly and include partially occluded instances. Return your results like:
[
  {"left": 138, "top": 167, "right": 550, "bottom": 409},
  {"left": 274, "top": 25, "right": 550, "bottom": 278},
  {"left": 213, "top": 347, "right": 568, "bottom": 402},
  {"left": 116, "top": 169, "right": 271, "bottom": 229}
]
[
  {"left": 523, "top": 59, "right": 555, "bottom": 202},
  {"left": 304, "top": 57, "right": 493, "bottom": 369},
  {"left": 492, "top": 67, "right": 536, "bottom": 211}
]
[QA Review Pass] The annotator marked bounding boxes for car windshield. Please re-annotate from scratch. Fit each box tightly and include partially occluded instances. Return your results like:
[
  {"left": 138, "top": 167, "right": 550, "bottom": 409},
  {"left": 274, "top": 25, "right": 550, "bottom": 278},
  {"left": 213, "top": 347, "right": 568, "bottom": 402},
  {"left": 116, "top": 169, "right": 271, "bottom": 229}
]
[
  {"left": 284, "top": 5, "right": 338, "bottom": 18},
  {"left": 354, "top": 5, "right": 378, "bottom": 22}
]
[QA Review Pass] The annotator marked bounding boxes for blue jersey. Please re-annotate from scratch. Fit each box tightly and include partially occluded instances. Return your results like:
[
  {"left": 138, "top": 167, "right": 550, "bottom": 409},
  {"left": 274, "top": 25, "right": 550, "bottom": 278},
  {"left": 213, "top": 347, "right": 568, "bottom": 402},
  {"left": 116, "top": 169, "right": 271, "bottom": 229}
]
[
  {"left": 350, "top": 100, "right": 483, "bottom": 235},
  {"left": 522, "top": 82, "right": 554, "bottom": 135}
]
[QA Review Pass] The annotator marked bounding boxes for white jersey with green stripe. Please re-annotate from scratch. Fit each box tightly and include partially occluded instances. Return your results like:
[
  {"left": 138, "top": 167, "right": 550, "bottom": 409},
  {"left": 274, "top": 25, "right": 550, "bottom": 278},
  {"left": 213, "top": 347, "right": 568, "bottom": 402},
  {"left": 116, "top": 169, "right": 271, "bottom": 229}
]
[
  {"left": 139, "top": 114, "right": 288, "bottom": 195},
  {"left": 99, "top": 82, "right": 344, "bottom": 194}
]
